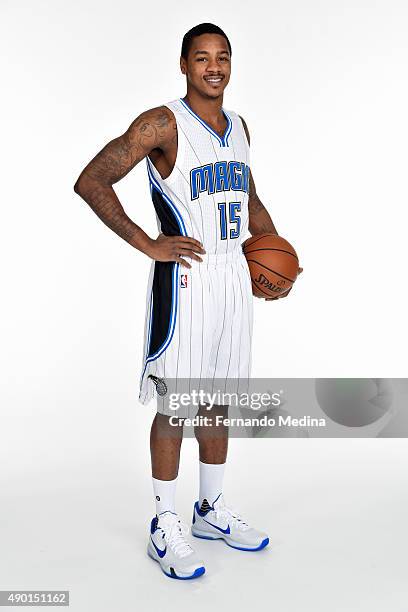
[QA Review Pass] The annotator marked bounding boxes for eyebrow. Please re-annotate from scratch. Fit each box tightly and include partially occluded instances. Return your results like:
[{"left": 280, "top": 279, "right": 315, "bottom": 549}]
[{"left": 193, "top": 49, "right": 230, "bottom": 55}]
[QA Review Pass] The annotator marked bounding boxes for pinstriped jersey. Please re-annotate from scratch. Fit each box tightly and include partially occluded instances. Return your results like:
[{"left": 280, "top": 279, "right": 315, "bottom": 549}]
[{"left": 146, "top": 98, "right": 250, "bottom": 258}]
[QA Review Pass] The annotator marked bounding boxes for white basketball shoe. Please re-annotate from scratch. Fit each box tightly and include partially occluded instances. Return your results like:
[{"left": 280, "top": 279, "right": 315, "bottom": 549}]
[
  {"left": 191, "top": 494, "right": 270, "bottom": 551},
  {"left": 147, "top": 511, "right": 205, "bottom": 579}
]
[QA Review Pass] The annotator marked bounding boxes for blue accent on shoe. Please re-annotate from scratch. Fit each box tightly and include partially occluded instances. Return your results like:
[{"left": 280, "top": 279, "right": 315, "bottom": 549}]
[
  {"left": 203, "top": 519, "right": 230, "bottom": 534},
  {"left": 192, "top": 507, "right": 196, "bottom": 525},
  {"left": 150, "top": 536, "right": 167, "bottom": 558},
  {"left": 192, "top": 533, "right": 221, "bottom": 541},
  {"left": 192, "top": 533, "right": 270, "bottom": 551},
  {"left": 226, "top": 537, "right": 270, "bottom": 552},
  {"left": 163, "top": 566, "right": 206, "bottom": 580},
  {"left": 150, "top": 517, "right": 158, "bottom": 534}
]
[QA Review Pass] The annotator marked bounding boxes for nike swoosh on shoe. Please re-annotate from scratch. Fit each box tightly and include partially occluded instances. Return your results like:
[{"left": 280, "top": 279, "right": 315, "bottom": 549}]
[
  {"left": 151, "top": 537, "right": 167, "bottom": 558},
  {"left": 203, "top": 519, "right": 230, "bottom": 534}
]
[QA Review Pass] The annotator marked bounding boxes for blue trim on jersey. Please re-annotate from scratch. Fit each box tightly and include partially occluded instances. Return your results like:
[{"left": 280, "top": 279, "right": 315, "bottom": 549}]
[
  {"left": 146, "top": 159, "right": 187, "bottom": 235},
  {"left": 179, "top": 97, "right": 232, "bottom": 148}
]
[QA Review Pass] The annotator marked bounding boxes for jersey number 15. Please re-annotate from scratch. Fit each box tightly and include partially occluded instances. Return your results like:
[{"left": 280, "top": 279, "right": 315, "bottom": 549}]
[{"left": 217, "top": 201, "right": 241, "bottom": 240}]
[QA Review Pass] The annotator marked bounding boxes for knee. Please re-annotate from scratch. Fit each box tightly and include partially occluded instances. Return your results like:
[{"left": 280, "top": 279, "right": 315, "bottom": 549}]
[{"left": 151, "top": 413, "right": 184, "bottom": 441}]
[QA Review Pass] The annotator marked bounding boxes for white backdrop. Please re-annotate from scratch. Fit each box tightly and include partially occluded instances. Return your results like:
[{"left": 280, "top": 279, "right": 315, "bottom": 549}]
[{"left": 1, "top": 1, "right": 407, "bottom": 610}]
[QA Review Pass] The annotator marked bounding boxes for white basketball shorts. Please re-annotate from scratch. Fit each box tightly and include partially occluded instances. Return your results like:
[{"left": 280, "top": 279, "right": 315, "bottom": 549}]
[{"left": 138, "top": 248, "right": 253, "bottom": 407}]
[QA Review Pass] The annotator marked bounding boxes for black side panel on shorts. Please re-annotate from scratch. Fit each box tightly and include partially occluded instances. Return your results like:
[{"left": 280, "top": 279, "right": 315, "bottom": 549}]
[
  {"left": 147, "top": 185, "right": 181, "bottom": 358},
  {"left": 148, "top": 261, "right": 175, "bottom": 357}
]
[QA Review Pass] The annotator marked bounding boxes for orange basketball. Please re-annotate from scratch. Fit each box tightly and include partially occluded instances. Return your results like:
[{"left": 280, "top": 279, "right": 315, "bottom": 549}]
[{"left": 242, "top": 234, "right": 300, "bottom": 299}]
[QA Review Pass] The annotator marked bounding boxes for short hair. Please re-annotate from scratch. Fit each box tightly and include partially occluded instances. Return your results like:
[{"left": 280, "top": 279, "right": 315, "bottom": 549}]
[{"left": 181, "top": 23, "right": 232, "bottom": 60}]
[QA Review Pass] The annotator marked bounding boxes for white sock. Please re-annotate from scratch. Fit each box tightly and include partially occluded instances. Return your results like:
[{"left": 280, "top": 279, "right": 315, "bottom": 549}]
[
  {"left": 199, "top": 461, "right": 226, "bottom": 508},
  {"left": 152, "top": 477, "right": 177, "bottom": 515}
]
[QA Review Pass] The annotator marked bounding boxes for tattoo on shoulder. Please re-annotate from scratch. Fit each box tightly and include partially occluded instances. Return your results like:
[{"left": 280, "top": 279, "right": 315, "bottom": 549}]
[
  {"left": 248, "top": 172, "right": 264, "bottom": 214},
  {"left": 83, "top": 106, "right": 175, "bottom": 185}
]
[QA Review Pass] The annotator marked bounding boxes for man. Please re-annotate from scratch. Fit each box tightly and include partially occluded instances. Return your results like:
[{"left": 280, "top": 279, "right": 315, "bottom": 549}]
[{"left": 74, "top": 23, "right": 291, "bottom": 580}]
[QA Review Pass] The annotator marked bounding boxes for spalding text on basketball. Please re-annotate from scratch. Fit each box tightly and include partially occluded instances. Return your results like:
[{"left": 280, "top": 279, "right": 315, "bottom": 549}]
[{"left": 256, "top": 273, "right": 286, "bottom": 294}]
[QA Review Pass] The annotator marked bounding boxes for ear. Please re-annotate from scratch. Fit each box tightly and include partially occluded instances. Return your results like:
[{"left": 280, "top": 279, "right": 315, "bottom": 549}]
[{"left": 180, "top": 56, "right": 187, "bottom": 75}]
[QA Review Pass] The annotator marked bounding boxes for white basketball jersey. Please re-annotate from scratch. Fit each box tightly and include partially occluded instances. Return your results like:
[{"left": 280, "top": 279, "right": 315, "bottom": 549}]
[
  {"left": 146, "top": 97, "right": 250, "bottom": 257},
  {"left": 139, "top": 98, "right": 253, "bottom": 407}
]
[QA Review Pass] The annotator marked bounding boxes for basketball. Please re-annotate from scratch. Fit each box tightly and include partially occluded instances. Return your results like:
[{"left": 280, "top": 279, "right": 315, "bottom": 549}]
[{"left": 242, "top": 233, "right": 300, "bottom": 299}]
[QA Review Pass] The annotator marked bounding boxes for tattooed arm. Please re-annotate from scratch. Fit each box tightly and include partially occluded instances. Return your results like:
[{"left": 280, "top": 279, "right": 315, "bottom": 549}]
[
  {"left": 240, "top": 117, "right": 303, "bottom": 300},
  {"left": 239, "top": 116, "right": 278, "bottom": 236},
  {"left": 74, "top": 107, "right": 204, "bottom": 268}
]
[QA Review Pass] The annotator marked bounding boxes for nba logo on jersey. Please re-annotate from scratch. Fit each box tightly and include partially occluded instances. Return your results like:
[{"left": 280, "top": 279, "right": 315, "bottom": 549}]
[{"left": 180, "top": 274, "right": 188, "bottom": 288}]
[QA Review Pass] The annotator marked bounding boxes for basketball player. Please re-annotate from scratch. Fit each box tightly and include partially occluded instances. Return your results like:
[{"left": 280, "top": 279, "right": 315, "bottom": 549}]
[{"left": 74, "top": 23, "right": 296, "bottom": 580}]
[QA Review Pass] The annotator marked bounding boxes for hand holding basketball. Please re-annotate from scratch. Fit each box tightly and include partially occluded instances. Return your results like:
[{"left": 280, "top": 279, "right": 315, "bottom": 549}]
[
  {"left": 242, "top": 233, "right": 302, "bottom": 300},
  {"left": 265, "top": 267, "right": 303, "bottom": 300}
]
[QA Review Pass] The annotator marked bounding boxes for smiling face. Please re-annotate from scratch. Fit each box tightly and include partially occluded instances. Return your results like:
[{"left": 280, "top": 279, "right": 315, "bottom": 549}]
[{"left": 180, "top": 33, "right": 231, "bottom": 99}]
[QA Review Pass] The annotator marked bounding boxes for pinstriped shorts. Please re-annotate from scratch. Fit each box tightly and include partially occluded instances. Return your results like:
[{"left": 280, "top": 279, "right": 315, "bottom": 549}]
[{"left": 138, "top": 248, "right": 253, "bottom": 409}]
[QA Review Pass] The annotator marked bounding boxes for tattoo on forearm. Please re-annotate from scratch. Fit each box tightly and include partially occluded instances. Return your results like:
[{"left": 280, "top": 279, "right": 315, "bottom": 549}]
[
  {"left": 248, "top": 171, "right": 278, "bottom": 235},
  {"left": 248, "top": 179, "right": 264, "bottom": 215},
  {"left": 237, "top": 119, "right": 278, "bottom": 236},
  {"left": 83, "top": 182, "right": 141, "bottom": 244},
  {"left": 75, "top": 107, "right": 174, "bottom": 246},
  {"left": 249, "top": 215, "right": 277, "bottom": 235}
]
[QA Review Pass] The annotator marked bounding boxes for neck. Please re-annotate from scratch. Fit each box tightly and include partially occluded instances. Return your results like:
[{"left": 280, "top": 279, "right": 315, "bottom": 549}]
[{"left": 183, "top": 88, "right": 224, "bottom": 121}]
